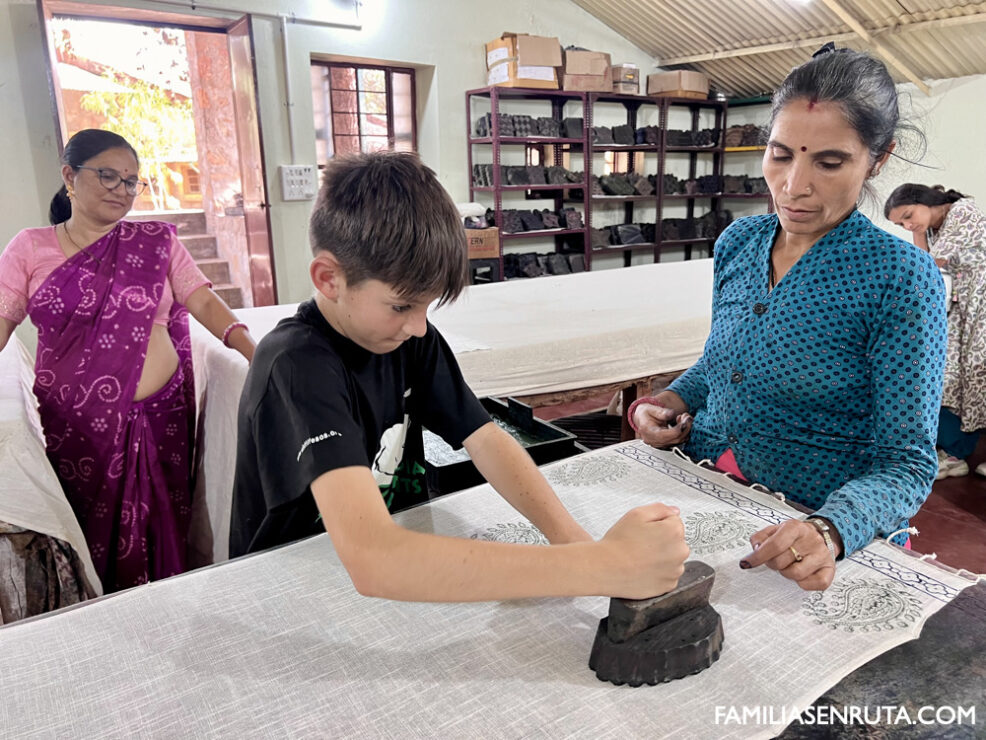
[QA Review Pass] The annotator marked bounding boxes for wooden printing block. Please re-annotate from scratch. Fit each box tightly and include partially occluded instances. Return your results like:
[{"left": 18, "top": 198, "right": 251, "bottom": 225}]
[{"left": 588, "top": 561, "right": 723, "bottom": 686}]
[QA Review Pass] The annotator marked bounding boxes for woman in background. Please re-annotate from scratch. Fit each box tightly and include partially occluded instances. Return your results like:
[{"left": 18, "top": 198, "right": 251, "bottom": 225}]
[
  {"left": 0, "top": 129, "right": 255, "bottom": 592},
  {"left": 886, "top": 183, "right": 986, "bottom": 478}
]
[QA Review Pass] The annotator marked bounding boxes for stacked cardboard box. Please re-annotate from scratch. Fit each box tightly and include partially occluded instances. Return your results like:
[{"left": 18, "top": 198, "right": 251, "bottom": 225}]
[
  {"left": 466, "top": 227, "right": 500, "bottom": 259},
  {"left": 611, "top": 64, "right": 640, "bottom": 94},
  {"left": 561, "top": 48, "right": 612, "bottom": 92},
  {"left": 647, "top": 70, "right": 710, "bottom": 99},
  {"left": 485, "top": 33, "right": 562, "bottom": 89}
]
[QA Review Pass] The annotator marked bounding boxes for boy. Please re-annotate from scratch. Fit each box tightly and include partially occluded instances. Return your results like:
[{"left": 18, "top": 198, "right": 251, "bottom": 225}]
[{"left": 230, "top": 152, "right": 688, "bottom": 601}]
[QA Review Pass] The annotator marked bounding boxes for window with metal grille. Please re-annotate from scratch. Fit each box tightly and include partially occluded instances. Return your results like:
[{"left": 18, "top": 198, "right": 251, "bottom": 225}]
[{"left": 310, "top": 62, "right": 416, "bottom": 163}]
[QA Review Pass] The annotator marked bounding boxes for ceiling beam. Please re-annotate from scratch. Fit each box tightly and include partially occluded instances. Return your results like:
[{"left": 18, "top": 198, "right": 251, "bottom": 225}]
[
  {"left": 659, "top": 9, "right": 986, "bottom": 88},
  {"left": 818, "top": 0, "right": 929, "bottom": 94},
  {"left": 659, "top": 32, "right": 857, "bottom": 65},
  {"left": 881, "top": 10, "right": 986, "bottom": 35}
]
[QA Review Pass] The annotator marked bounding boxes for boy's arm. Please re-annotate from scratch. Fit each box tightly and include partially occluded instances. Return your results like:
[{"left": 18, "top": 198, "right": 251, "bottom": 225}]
[
  {"left": 311, "top": 465, "right": 688, "bottom": 602},
  {"left": 463, "top": 421, "right": 591, "bottom": 544}
]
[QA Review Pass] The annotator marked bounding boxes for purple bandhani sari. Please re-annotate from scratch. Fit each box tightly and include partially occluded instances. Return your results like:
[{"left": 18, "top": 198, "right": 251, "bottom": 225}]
[{"left": 27, "top": 221, "right": 195, "bottom": 592}]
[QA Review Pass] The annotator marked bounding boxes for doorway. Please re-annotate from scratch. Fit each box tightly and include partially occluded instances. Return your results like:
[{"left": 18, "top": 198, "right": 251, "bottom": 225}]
[{"left": 37, "top": 2, "right": 276, "bottom": 307}]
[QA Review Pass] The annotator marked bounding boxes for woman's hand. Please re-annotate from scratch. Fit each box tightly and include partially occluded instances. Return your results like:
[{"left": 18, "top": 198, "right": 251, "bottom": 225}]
[
  {"left": 632, "top": 391, "right": 693, "bottom": 449},
  {"left": 739, "top": 519, "right": 841, "bottom": 591}
]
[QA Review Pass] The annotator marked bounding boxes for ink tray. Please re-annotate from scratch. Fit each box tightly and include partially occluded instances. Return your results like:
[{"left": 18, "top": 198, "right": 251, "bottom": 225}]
[{"left": 423, "top": 396, "right": 584, "bottom": 495}]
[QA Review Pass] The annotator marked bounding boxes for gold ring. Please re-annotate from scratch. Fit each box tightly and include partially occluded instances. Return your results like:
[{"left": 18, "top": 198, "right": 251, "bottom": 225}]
[{"left": 789, "top": 546, "right": 803, "bottom": 563}]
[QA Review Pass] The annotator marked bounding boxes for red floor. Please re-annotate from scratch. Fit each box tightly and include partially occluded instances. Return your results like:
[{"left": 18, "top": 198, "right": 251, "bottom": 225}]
[{"left": 536, "top": 396, "right": 986, "bottom": 575}]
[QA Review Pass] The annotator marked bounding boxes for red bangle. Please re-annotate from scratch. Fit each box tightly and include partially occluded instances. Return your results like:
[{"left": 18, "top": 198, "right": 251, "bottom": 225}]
[
  {"left": 222, "top": 321, "right": 248, "bottom": 347},
  {"left": 626, "top": 396, "right": 664, "bottom": 433}
]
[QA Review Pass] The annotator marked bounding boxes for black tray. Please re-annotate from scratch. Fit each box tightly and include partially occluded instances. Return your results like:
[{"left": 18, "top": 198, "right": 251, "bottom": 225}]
[{"left": 423, "top": 397, "right": 586, "bottom": 495}]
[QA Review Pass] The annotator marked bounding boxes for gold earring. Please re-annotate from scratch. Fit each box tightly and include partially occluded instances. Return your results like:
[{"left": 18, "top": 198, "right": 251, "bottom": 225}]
[{"left": 66, "top": 184, "right": 75, "bottom": 200}]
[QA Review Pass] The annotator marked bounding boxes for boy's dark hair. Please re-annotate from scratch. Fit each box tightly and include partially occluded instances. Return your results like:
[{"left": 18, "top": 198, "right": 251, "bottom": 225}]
[
  {"left": 309, "top": 151, "right": 469, "bottom": 307},
  {"left": 49, "top": 129, "right": 140, "bottom": 225},
  {"left": 884, "top": 183, "right": 967, "bottom": 219}
]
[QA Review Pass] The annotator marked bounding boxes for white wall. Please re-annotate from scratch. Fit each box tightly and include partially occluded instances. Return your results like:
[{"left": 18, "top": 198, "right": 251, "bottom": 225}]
[
  {"left": 0, "top": 0, "right": 657, "bottom": 304},
  {"left": 867, "top": 74, "right": 986, "bottom": 240}
]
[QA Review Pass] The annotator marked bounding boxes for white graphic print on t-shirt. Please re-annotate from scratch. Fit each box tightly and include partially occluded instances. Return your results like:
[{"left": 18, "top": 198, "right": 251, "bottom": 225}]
[{"left": 371, "top": 388, "right": 411, "bottom": 488}]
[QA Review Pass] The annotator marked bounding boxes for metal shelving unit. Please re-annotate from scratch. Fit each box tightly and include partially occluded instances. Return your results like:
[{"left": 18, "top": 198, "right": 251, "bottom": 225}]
[
  {"left": 584, "top": 91, "right": 663, "bottom": 267},
  {"left": 466, "top": 86, "right": 589, "bottom": 279},
  {"left": 466, "top": 86, "right": 770, "bottom": 278},
  {"left": 655, "top": 96, "right": 727, "bottom": 262}
]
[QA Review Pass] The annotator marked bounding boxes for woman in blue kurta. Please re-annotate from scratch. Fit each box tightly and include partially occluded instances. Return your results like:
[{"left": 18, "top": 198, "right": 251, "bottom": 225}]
[{"left": 629, "top": 47, "right": 947, "bottom": 591}]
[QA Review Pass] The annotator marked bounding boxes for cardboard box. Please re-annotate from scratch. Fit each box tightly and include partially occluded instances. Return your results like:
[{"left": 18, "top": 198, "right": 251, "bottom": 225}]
[
  {"left": 561, "top": 49, "right": 611, "bottom": 92},
  {"left": 647, "top": 70, "right": 710, "bottom": 98},
  {"left": 561, "top": 73, "right": 613, "bottom": 92},
  {"left": 564, "top": 49, "right": 611, "bottom": 76},
  {"left": 466, "top": 227, "right": 500, "bottom": 259},
  {"left": 611, "top": 64, "right": 640, "bottom": 84},
  {"left": 486, "top": 33, "right": 562, "bottom": 69},
  {"left": 612, "top": 63, "right": 640, "bottom": 94},
  {"left": 485, "top": 33, "right": 562, "bottom": 89},
  {"left": 487, "top": 61, "right": 558, "bottom": 90},
  {"left": 612, "top": 81, "right": 640, "bottom": 95}
]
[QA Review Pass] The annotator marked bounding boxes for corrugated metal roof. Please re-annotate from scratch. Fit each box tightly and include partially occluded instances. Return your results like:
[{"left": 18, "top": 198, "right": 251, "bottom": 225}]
[{"left": 571, "top": 0, "right": 986, "bottom": 97}]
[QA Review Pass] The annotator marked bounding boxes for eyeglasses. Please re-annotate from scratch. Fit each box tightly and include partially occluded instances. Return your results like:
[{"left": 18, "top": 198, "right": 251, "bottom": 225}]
[{"left": 75, "top": 166, "right": 148, "bottom": 196}]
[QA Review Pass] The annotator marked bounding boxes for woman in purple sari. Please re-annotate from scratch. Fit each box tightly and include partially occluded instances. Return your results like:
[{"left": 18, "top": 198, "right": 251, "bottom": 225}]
[{"left": 0, "top": 130, "right": 255, "bottom": 592}]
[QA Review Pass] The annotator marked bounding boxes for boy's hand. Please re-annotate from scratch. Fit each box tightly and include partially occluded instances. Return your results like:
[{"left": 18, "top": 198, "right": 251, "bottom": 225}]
[
  {"left": 599, "top": 503, "right": 689, "bottom": 599},
  {"left": 549, "top": 525, "right": 595, "bottom": 545}
]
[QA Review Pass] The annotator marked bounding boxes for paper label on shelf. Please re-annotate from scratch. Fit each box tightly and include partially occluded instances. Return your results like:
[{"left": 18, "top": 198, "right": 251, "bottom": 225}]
[
  {"left": 517, "top": 65, "right": 555, "bottom": 81},
  {"left": 487, "top": 47, "right": 511, "bottom": 67}
]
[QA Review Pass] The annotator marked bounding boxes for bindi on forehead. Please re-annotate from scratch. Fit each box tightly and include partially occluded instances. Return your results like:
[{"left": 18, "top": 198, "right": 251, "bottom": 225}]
[{"left": 800, "top": 146, "right": 807, "bottom": 152}]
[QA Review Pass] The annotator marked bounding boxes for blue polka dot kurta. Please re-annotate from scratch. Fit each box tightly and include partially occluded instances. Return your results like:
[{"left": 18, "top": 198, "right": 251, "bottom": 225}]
[{"left": 670, "top": 209, "right": 947, "bottom": 556}]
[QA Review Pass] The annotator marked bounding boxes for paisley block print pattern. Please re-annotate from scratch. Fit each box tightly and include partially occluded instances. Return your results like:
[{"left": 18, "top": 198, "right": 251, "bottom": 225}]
[
  {"left": 544, "top": 455, "right": 632, "bottom": 488},
  {"left": 470, "top": 522, "right": 549, "bottom": 545},
  {"left": 802, "top": 578, "right": 924, "bottom": 633},
  {"left": 685, "top": 510, "right": 759, "bottom": 554}
]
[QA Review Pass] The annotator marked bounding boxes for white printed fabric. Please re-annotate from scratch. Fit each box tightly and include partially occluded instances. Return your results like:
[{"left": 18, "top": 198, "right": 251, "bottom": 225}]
[{"left": 0, "top": 443, "right": 973, "bottom": 739}]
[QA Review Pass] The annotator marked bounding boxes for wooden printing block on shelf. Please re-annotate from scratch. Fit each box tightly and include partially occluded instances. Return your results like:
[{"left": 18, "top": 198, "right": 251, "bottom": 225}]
[{"left": 588, "top": 561, "right": 724, "bottom": 686}]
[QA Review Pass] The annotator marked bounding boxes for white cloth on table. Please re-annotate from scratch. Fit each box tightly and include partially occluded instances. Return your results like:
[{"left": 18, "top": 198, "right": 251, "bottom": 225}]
[
  {"left": 0, "top": 338, "right": 101, "bottom": 595},
  {"left": 429, "top": 259, "right": 713, "bottom": 397},
  {"left": 188, "top": 261, "right": 714, "bottom": 565},
  {"left": 0, "top": 443, "right": 972, "bottom": 739}
]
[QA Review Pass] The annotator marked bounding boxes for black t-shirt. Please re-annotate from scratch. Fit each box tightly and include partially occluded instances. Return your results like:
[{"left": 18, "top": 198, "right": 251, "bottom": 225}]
[{"left": 229, "top": 299, "right": 491, "bottom": 557}]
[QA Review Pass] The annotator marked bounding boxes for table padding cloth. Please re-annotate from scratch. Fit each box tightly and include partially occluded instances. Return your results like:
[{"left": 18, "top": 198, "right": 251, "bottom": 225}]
[
  {"left": 0, "top": 443, "right": 973, "bottom": 739},
  {"left": 0, "top": 338, "right": 100, "bottom": 597}
]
